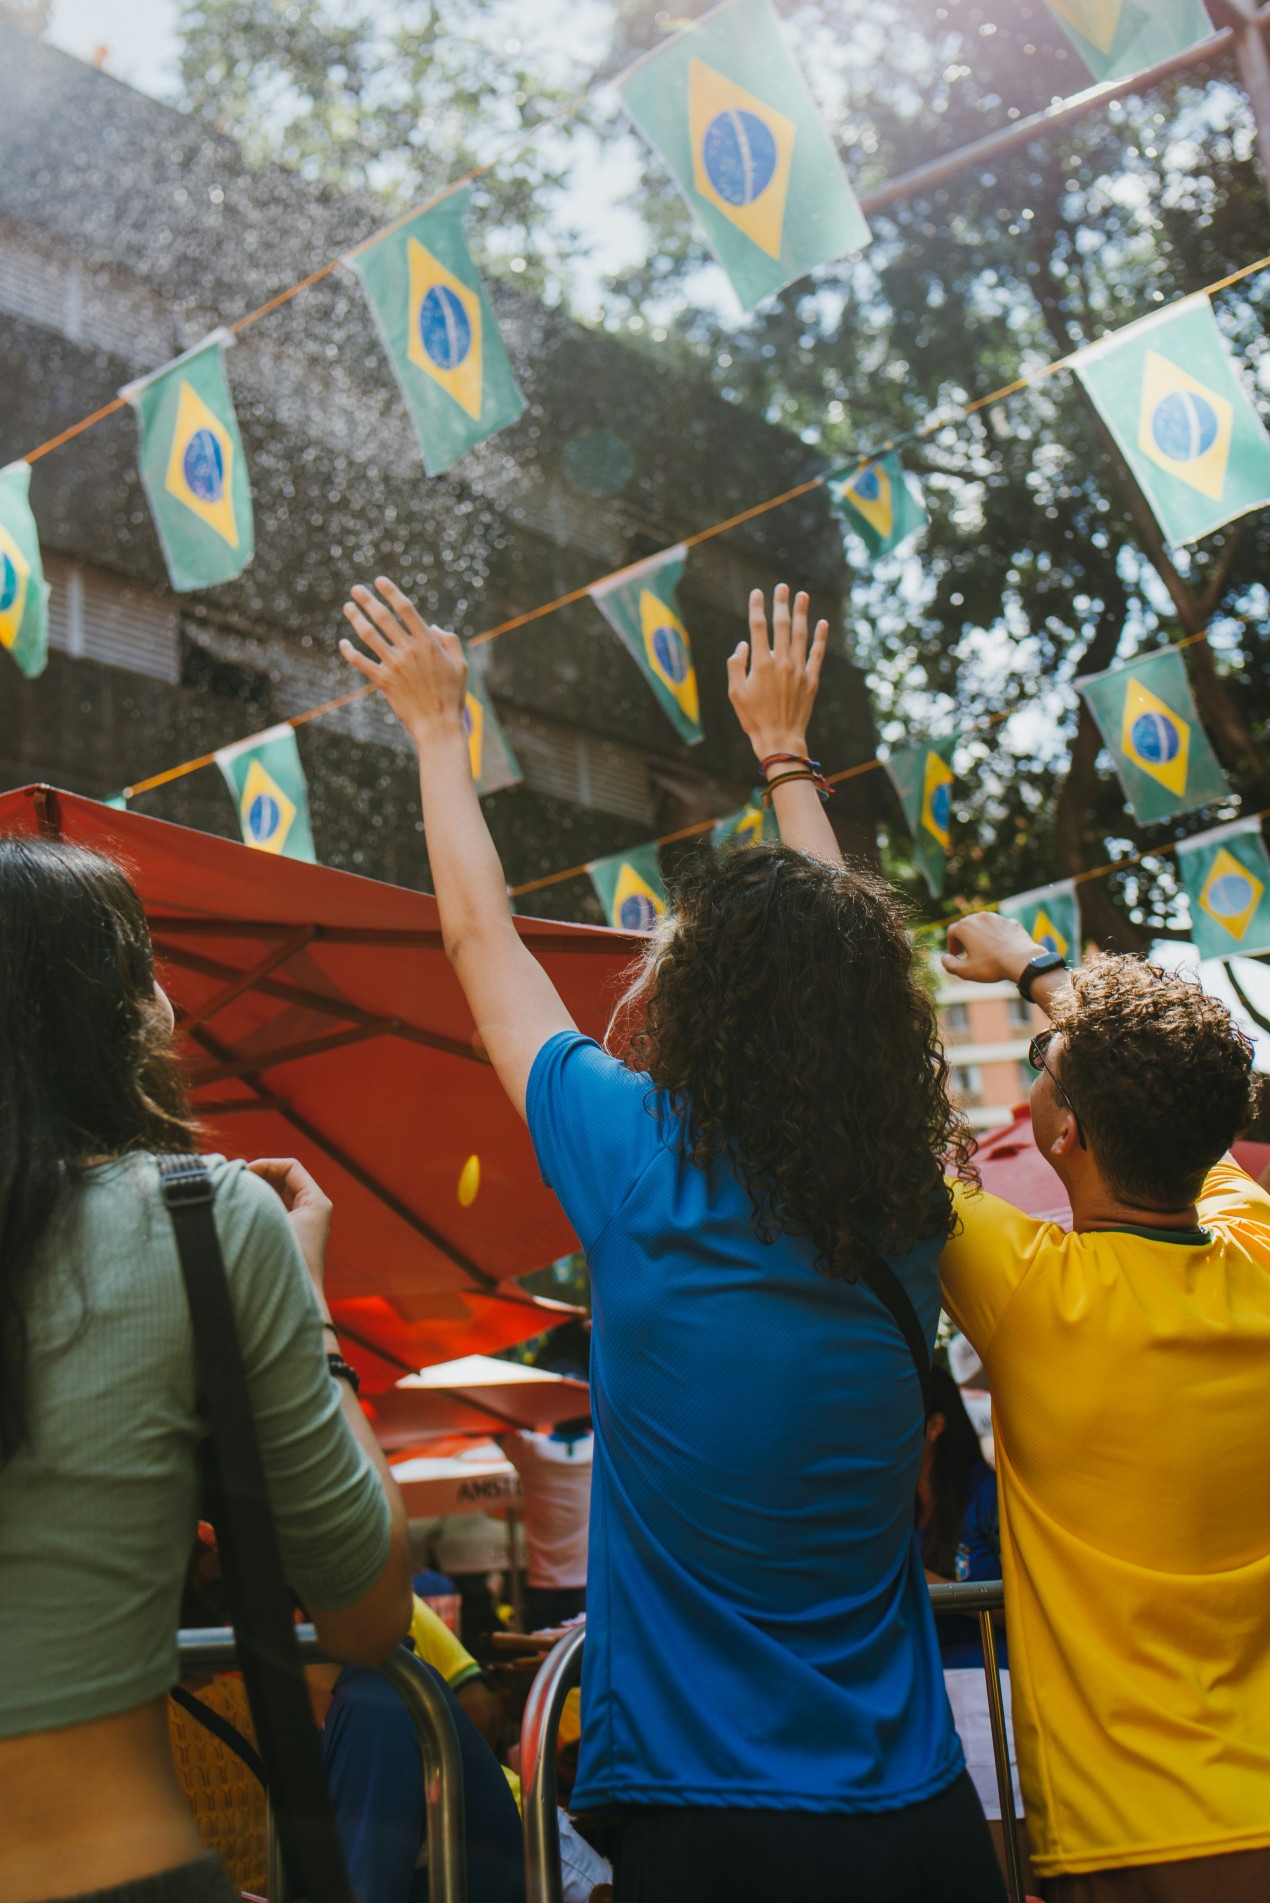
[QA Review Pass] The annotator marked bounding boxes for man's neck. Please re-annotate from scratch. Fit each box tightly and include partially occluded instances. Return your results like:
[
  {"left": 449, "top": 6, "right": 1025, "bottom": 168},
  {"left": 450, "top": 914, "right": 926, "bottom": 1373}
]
[{"left": 1068, "top": 1184, "right": 1201, "bottom": 1235}]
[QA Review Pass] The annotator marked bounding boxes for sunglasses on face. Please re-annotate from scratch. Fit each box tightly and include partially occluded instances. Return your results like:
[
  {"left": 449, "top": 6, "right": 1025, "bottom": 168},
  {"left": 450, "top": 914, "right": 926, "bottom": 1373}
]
[{"left": 1028, "top": 1030, "right": 1088, "bottom": 1150}]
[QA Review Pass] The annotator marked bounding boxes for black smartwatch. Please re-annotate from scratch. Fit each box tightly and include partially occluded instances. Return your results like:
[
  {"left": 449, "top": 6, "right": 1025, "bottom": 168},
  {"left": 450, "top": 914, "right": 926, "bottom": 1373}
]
[{"left": 1016, "top": 949, "right": 1067, "bottom": 1003}]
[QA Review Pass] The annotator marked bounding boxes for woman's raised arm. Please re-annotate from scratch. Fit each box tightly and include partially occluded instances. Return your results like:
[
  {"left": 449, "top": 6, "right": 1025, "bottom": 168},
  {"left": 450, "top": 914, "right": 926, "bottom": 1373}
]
[
  {"left": 727, "top": 583, "right": 844, "bottom": 867},
  {"left": 340, "top": 577, "right": 575, "bottom": 1121}
]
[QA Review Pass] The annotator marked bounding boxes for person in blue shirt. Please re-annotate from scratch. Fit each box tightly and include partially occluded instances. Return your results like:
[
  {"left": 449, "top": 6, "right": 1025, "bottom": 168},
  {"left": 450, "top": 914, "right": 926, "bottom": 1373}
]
[{"left": 339, "top": 576, "right": 1005, "bottom": 1902}]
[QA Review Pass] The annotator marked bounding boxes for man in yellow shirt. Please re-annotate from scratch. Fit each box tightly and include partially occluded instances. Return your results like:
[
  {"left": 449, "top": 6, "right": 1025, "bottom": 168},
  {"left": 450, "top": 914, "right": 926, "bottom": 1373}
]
[{"left": 940, "top": 910, "right": 1270, "bottom": 1901}]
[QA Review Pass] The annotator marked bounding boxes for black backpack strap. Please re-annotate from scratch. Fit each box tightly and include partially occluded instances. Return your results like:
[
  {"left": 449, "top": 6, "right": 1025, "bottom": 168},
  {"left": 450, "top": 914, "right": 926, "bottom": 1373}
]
[
  {"left": 169, "top": 1684, "right": 267, "bottom": 1786},
  {"left": 857, "top": 1257, "right": 933, "bottom": 1419},
  {"left": 160, "top": 1154, "right": 355, "bottom": 1903}
]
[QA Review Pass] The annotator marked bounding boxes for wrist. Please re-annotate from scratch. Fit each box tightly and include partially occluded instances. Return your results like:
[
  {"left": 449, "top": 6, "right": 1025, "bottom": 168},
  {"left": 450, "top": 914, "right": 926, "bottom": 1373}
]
[
  {"left": 753, "top": 736, "right": 809, "bottom": 771},
  {"left": 408, "top": 709, "right": 467, "bottom": 752}
]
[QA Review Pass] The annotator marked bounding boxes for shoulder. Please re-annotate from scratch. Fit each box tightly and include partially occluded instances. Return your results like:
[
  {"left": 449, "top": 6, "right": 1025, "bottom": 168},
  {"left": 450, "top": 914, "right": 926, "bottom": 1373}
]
[{"left": 527, "top": 1030, "right": 663, "bottom": 1120}]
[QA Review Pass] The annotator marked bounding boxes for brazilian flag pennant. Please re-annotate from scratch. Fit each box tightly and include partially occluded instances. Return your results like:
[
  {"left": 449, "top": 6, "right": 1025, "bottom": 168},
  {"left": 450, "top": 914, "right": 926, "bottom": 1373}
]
[
  {"left": 1043, "top": 0, "right": 1213, "bottom": 86},
  {"left": 0, "top": 460, "right": 50, "bottom": 678},
  {"left": 1071, "top": 295, "right": 1270, "bottom": 548},
  {"left": 589, "top": 842, "right": 668, "bottom": 933},
  {"left": 615, "top": 0, "right": 870, "bottom": 313},
  {"left": 1000, "top": 881, "right": 1081, "bottom": 964},
  {"left": 214, "top": 723, "right": 316, "bottom": 862},
  {"left": 348, "top": 187, "right": 525, "bottom": 477},
  {"left": 712, "top": 791, "right": 777, "bottom": 850},
  {"left": 884, "top": 738, "right": 957, "bottom": 897},
  {"left": 1076, "top": 646, "right": 1228, "bottom": 825},
  {"left": 463, "top": 651, "right": 522, "bottom": 797},
  {"left": 1176, "top": 820, "right": 1270, "bottom": 962},
  {"left": 827, "top": 452, "right": 928, "bottom": 560},
  {"left": 589, "top": 545, "right": 702, "bottom": 747},
  {"left": 120, "top": 331, "right": 254, "bottom": 593}
]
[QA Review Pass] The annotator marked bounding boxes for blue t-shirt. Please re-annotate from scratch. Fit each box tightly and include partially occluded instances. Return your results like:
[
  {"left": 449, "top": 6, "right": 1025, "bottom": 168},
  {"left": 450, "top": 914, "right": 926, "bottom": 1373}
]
[
  {"left": 526, "top": 1032, "right": 963, "bottom": 1814},
  {"left": 929, "top": 1459, "right": 1005, "bottom": 1670}
]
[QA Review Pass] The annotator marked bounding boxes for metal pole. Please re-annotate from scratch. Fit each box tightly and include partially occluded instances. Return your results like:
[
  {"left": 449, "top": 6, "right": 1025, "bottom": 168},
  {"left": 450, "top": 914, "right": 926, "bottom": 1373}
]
[
  {"left": 506, "top": 1504, "right": 525, "bottom": 1632},
  {"left": 979, "top": 1612, "right": 1026, "bottom": 1903},
  {"left": 520, "top": 1624, "right": 586, "bottom": 1903},
  {"left": 375, "top": 1648, "right": 468, "bottom": 1903}
]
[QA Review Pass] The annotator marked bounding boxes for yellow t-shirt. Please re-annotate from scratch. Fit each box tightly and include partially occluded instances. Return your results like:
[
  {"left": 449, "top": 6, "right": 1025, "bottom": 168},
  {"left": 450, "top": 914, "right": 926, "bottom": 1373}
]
[
  {"left": 941, "top": 1162, "right": 1270, "bottom": 1878},
  {"left": 409, "top": 1596, "right": 483, "bottom": 1694}
]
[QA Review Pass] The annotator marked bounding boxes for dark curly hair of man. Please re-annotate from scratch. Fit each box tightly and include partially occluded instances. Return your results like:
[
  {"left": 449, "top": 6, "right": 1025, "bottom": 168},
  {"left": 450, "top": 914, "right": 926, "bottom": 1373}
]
[
  {"left": 614, "top": 843, "right": 975, "bottom": 1281},
  {"left": 1049, "top": 954, "right": 1263, "bottom": 1208}
]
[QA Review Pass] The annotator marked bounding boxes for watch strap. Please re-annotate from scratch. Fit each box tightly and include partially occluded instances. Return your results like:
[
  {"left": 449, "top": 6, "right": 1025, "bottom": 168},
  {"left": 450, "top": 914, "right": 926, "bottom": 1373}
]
[{"left": 1017, "top": 950, "right": 1067, "bottom": 1003}]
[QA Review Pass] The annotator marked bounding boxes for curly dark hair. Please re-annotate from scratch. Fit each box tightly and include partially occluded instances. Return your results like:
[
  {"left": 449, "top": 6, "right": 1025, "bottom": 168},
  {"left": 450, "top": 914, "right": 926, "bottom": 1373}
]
[
  {"left": 1050, "top": 954, "right": 1263, "bottom": 1208},
  {"left": 613, "top": 843, "right": 975, "bottom": 1281}
]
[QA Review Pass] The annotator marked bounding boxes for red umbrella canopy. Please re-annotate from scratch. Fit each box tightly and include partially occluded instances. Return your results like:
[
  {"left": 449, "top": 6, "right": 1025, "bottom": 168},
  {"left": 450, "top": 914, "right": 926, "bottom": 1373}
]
[
  {"left": 1, "top": 787, "right": 637, "bottom": 1386},
  {"left": 365, "top": 1355, "right": 591, "bottom": 1452}
]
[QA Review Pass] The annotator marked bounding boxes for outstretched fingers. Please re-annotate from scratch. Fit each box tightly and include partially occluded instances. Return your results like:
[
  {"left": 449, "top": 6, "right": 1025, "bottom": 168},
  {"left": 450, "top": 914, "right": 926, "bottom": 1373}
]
[
  {"left": 341, "top": 599, "right": 391, "bottom": 666},
  {"left": 374, "top": 575, "right": 431, "bottom": 641},
  {"left": 726, "top": 639, "right": 751, "bottom": 702},
  {"left": 807, "top": 617, "right": 829, "bottom": 688},
  {"left": 771, "top": 581, "right": 791, "bottom": 660},
  {"left": 790, "top": 590, "right": 812, "bottom": 667},
  {"left": 748, "top": 587, "right": 770, "bottom": 665}
]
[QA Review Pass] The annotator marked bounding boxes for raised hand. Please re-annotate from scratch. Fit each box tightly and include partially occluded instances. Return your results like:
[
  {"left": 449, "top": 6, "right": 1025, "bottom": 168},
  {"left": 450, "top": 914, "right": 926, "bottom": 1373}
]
[
  {"left": 726, "top": 582, "right": 829, "bottom": 763},
  {"left": 247, "top": 1155, "right": 333, "bottom": 1291},
  {"left": 340, "top": 577, "right": 467, "bottom": 747},
  {"left": 943, "top": 913, "right": 1045, "bottom": 987}
]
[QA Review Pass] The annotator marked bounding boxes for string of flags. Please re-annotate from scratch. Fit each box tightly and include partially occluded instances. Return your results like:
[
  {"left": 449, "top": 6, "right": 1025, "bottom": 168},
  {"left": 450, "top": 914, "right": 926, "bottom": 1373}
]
[
  {"left": 0, "top": 461, "right": 49, "bottom": 679},
  {"left": 1075, "top": 644, "right": 1229, "bottom": 825},
  {"left": 1176, "top": 819, "right": 1270, "bottom": 961},
  {"left": 588, "top": 546, "right": 702, "bottom": 747},
  {"left": 1043, "top": 0, "right": 1215, "bottom": 88},
  {"left": 213, "top": 724, "right": 316, "bottom": 862}
]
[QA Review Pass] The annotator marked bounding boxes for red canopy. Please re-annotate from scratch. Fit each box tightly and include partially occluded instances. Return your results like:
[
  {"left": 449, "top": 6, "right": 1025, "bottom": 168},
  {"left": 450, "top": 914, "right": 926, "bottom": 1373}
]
[
  {"left": 365, "top": 1356, "right": 591, "bottom": 1452},
  {"left": 972, "top": 1100, "right": 1270, "bottom": 1226},
  {"left": 1, "top": 786, "right": 636, "bottom": 1387}
]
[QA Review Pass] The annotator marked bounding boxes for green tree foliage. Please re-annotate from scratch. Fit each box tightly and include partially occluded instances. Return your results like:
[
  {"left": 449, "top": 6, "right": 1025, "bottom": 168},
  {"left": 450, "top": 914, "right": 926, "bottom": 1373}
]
[{"left": 175, "top": 0, "right": 1270, "bottom": 946}]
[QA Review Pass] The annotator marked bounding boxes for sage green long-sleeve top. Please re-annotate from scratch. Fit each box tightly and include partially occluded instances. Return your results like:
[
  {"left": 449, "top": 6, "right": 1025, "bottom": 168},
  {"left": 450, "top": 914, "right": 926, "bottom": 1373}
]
[{"left": 0, "top": 1153, "right": 390, "bottom": 1738}]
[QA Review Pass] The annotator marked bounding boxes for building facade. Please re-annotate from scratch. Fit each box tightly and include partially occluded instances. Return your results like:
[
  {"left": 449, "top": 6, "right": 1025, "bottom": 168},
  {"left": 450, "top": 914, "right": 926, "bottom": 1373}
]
[{"left": 934, "top": 961, "right": 1047, "bottom": 1133}]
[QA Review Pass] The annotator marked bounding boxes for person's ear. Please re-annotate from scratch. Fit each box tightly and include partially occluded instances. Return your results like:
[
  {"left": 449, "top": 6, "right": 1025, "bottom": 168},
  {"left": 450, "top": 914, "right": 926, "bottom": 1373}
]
[{"left": 1049, "top": 1113, "right": 1081, "bottom": 1160}]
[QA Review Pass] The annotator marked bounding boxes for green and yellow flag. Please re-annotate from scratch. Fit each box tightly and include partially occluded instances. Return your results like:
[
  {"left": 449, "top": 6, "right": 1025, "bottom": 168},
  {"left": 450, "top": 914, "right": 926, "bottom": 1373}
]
[
  {"left": 0, "top": 461, "right": 50, "bottom": 678},
  {"left": 1077, "top": 646, "right": 1228, "bottom": 825},
  {"left": 884, "top": 739, "right": 957, "bottom": 897},
  {"left": 1072, "top": 295, "right": 1270, "bottom": 547},
  {"left": 463, "top": 652, "right": 522, "bottom": 797},
  {"left": 349, "top": 188, "right": 525, "bottom": 477},
  {"left": 1043, "top": 0, "right": 1212, "bottom": 85},
  {"left": 214, "top": 724, "right": 316, "bottom": 862},
  {"left": 1000, "top": 880, "right": 1081, "bottom": 964},
  {"left": 827, "top": 452, "right": 927, "bottom": 560},
  {"left": 121, "top": 331, "right": 254, "bottom": 593},
  {"left": 712, "top": 791, "right": 777, "bottom": 850},
  {"left": 1176, "top": 820, "right": 1270, "bottom": 962},
  {"left": 615, "top": 0, "right": 870, "bottom": 312},
  {"left": 589, "top": 546, "right": 703, "bottom": 746},
  {"left": 589, "top": 842, "right": 668, "bottom": 932}
]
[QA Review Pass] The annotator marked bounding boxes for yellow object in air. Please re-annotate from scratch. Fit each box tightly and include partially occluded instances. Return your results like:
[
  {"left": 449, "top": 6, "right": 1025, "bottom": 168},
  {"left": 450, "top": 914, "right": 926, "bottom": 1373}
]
[{"left": 458, "top": 1154, "right": 481, "bottom": 1206}]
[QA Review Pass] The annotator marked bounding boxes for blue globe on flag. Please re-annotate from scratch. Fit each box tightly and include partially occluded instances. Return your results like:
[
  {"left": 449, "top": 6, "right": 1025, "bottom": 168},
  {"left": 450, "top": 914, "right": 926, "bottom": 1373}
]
[
  {"left": 929, "top": 780, "right": 951, "bottom": 836},
  {"left": 1150, "top": 390, "right": 1219, "bottom": 464},
  {"left": 419, "top": 285, "right": 472, "bottom": 369},
  {"left": 183, "top": 428, "right": 225, "bottom": 503},
  {"left": 1130, "top": 710, "right": 1182, "bottom": 766},
  {"left": 652, "top": 623, "right": 690, "bottom": 684},
  {"left": 0, "top": 552, "right": 17, "bottom": 614},
  {"left": 702, "top": 109, "right": 778, "bottom": 206},
  {"left": 247, "top": 790, "right": 282, "bottom": 844},
  {"left": 619, "top": 891, "right": 659, "bottom": 932},
  {"left": 1206, "top": 870, "right": 1256, "bottom": 922},
  {"left": 853, "top": 467, "right": 882, "bottom": 503}
]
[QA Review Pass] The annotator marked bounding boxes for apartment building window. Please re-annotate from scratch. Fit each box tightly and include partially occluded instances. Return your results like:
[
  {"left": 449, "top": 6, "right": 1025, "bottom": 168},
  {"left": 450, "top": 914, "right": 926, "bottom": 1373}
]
[
  {"left": 953, "top": 1064, "right": 983, "bottom": 1105},
  {"left": 945, "top": 1001, "right": 971, "bottom": 1036},
  {"left": 1006, "top": 995, "right": 1035, "bottom": 1029}
]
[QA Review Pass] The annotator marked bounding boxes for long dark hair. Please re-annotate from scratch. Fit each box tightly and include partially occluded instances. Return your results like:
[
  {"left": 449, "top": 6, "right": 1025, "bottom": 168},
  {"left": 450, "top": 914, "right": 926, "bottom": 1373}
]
[
  {"left": 0, "top": 837, "right": 197, "bottom": 1462},
  {"left": 921, "top": 1365, "right": 985, "bottom": 1578},
  {"left": 616, "top": 843, "right": 975, "bottom": 1280}
]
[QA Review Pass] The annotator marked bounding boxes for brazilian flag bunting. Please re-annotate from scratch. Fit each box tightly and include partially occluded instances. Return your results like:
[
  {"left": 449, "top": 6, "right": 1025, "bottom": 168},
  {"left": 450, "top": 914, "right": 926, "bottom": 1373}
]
[
  {"left": 884, "top": 739, "right": 957, "bottom": 897},
  {"left": 121, "top": 331, "right": 254, "bottom": 593},
  {"left": 827, "top": 452, "right": 927, "bottom": 560},
  {"left": 1076, "top": 646, "right": 1228, "bottom": 825},
  {"left": 1000, "top": 880, "right": 1081, "bottom": 964},
  {"left": 463, "top": 650, "right": 522, "bottom": 797},
  {"left": 0, "top": 460, "right": 50, "bottom": 678},
  {"left": 1176, "top": 820, "right": 1270, "bottom": 962},
  {"left": 712, "top": 792, "right": 778, "bottom": 850},
  {"left": 589, "top": 842, "right": 668, "bottom": 933},
  {"left": 1042, "top": 0, "right": 1213, "bottom": 86},
  {"left": 615, "top": 0, "right": 870, "bottom": 313},
  {"left": 589, "top": 545, "right": 703, "bottom": 746},
  {"left": 214, "top": 724, "right": 316, "bottom": 862},
  {"left": 348, "top": 187, "right": 525, "bottom": 477},
  {"left": 1071, "top": 295, "right": 1270, "bottom": 548}
]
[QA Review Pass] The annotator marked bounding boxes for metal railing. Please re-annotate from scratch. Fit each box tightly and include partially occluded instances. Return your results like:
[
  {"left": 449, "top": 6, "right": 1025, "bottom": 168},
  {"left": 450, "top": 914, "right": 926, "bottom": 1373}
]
[
  {"left": 177, "top": 1625, "right": 468, "bottom": 1903},
  {"left": 520, "top": 1584, "right": 1024, "bottom": 1903}
]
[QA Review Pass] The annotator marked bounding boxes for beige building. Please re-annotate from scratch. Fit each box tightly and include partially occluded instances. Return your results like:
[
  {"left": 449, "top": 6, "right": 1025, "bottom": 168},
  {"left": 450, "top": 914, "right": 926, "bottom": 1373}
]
[{"left": 934, "top": 962, "right": 1048, "bottom": 1133}]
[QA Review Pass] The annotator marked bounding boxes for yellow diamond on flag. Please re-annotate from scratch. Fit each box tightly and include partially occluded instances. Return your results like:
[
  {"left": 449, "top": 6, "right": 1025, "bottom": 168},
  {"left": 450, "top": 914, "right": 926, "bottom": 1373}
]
[
  {"left": 688, "top": 57, "right": 796, "bottom": 262},
  {"left": 406, "top": 238, "right": 484, "bottom": 421},
  {"left": 164, "top": 380, "right": 239, "bottom": 547},
  {"left": 842, "top": 461, "right": 894, "bottom": 540},
  {"left": 463, "top": 691, "right": 484, "bottom": 782},
  {"left": 1137, "top": 350, "right": 1234, "bottom": 503},
  {"left": 1121, "top": 676, "right": 1191, "bottom": 797},
  {"left": 1031, "top": 906, "right": 1069, "bottom": 962},
  {"left": 612, "top": 861, "right": 666, "bottom": 934},
  {"left": 921, "top": 752, "right": 954, "bottom": 849},
  {"left": 1045, "top": 0, "right": 1124, "bottom": 55},
  {"left": 238, "top": 756, "right": 298, "bottom": 855},
  {"left": 1198, "top": 846, "right": 1264, "bottom": 943},
  {"left": 0, "top": 522, "right": 31, "bottom": 653},
  {"left": 639, "top": 588, "right": 699, "bottom": 723},
  {"left": 734, "top": 805, "right": 765, "bottom": 844}
]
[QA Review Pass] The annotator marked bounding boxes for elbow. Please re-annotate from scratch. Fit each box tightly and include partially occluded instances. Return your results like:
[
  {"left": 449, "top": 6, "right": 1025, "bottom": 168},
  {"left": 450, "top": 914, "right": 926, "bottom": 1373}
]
[{"left": 310, "top": 1531, "right": 413, "bottom": 1667}]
